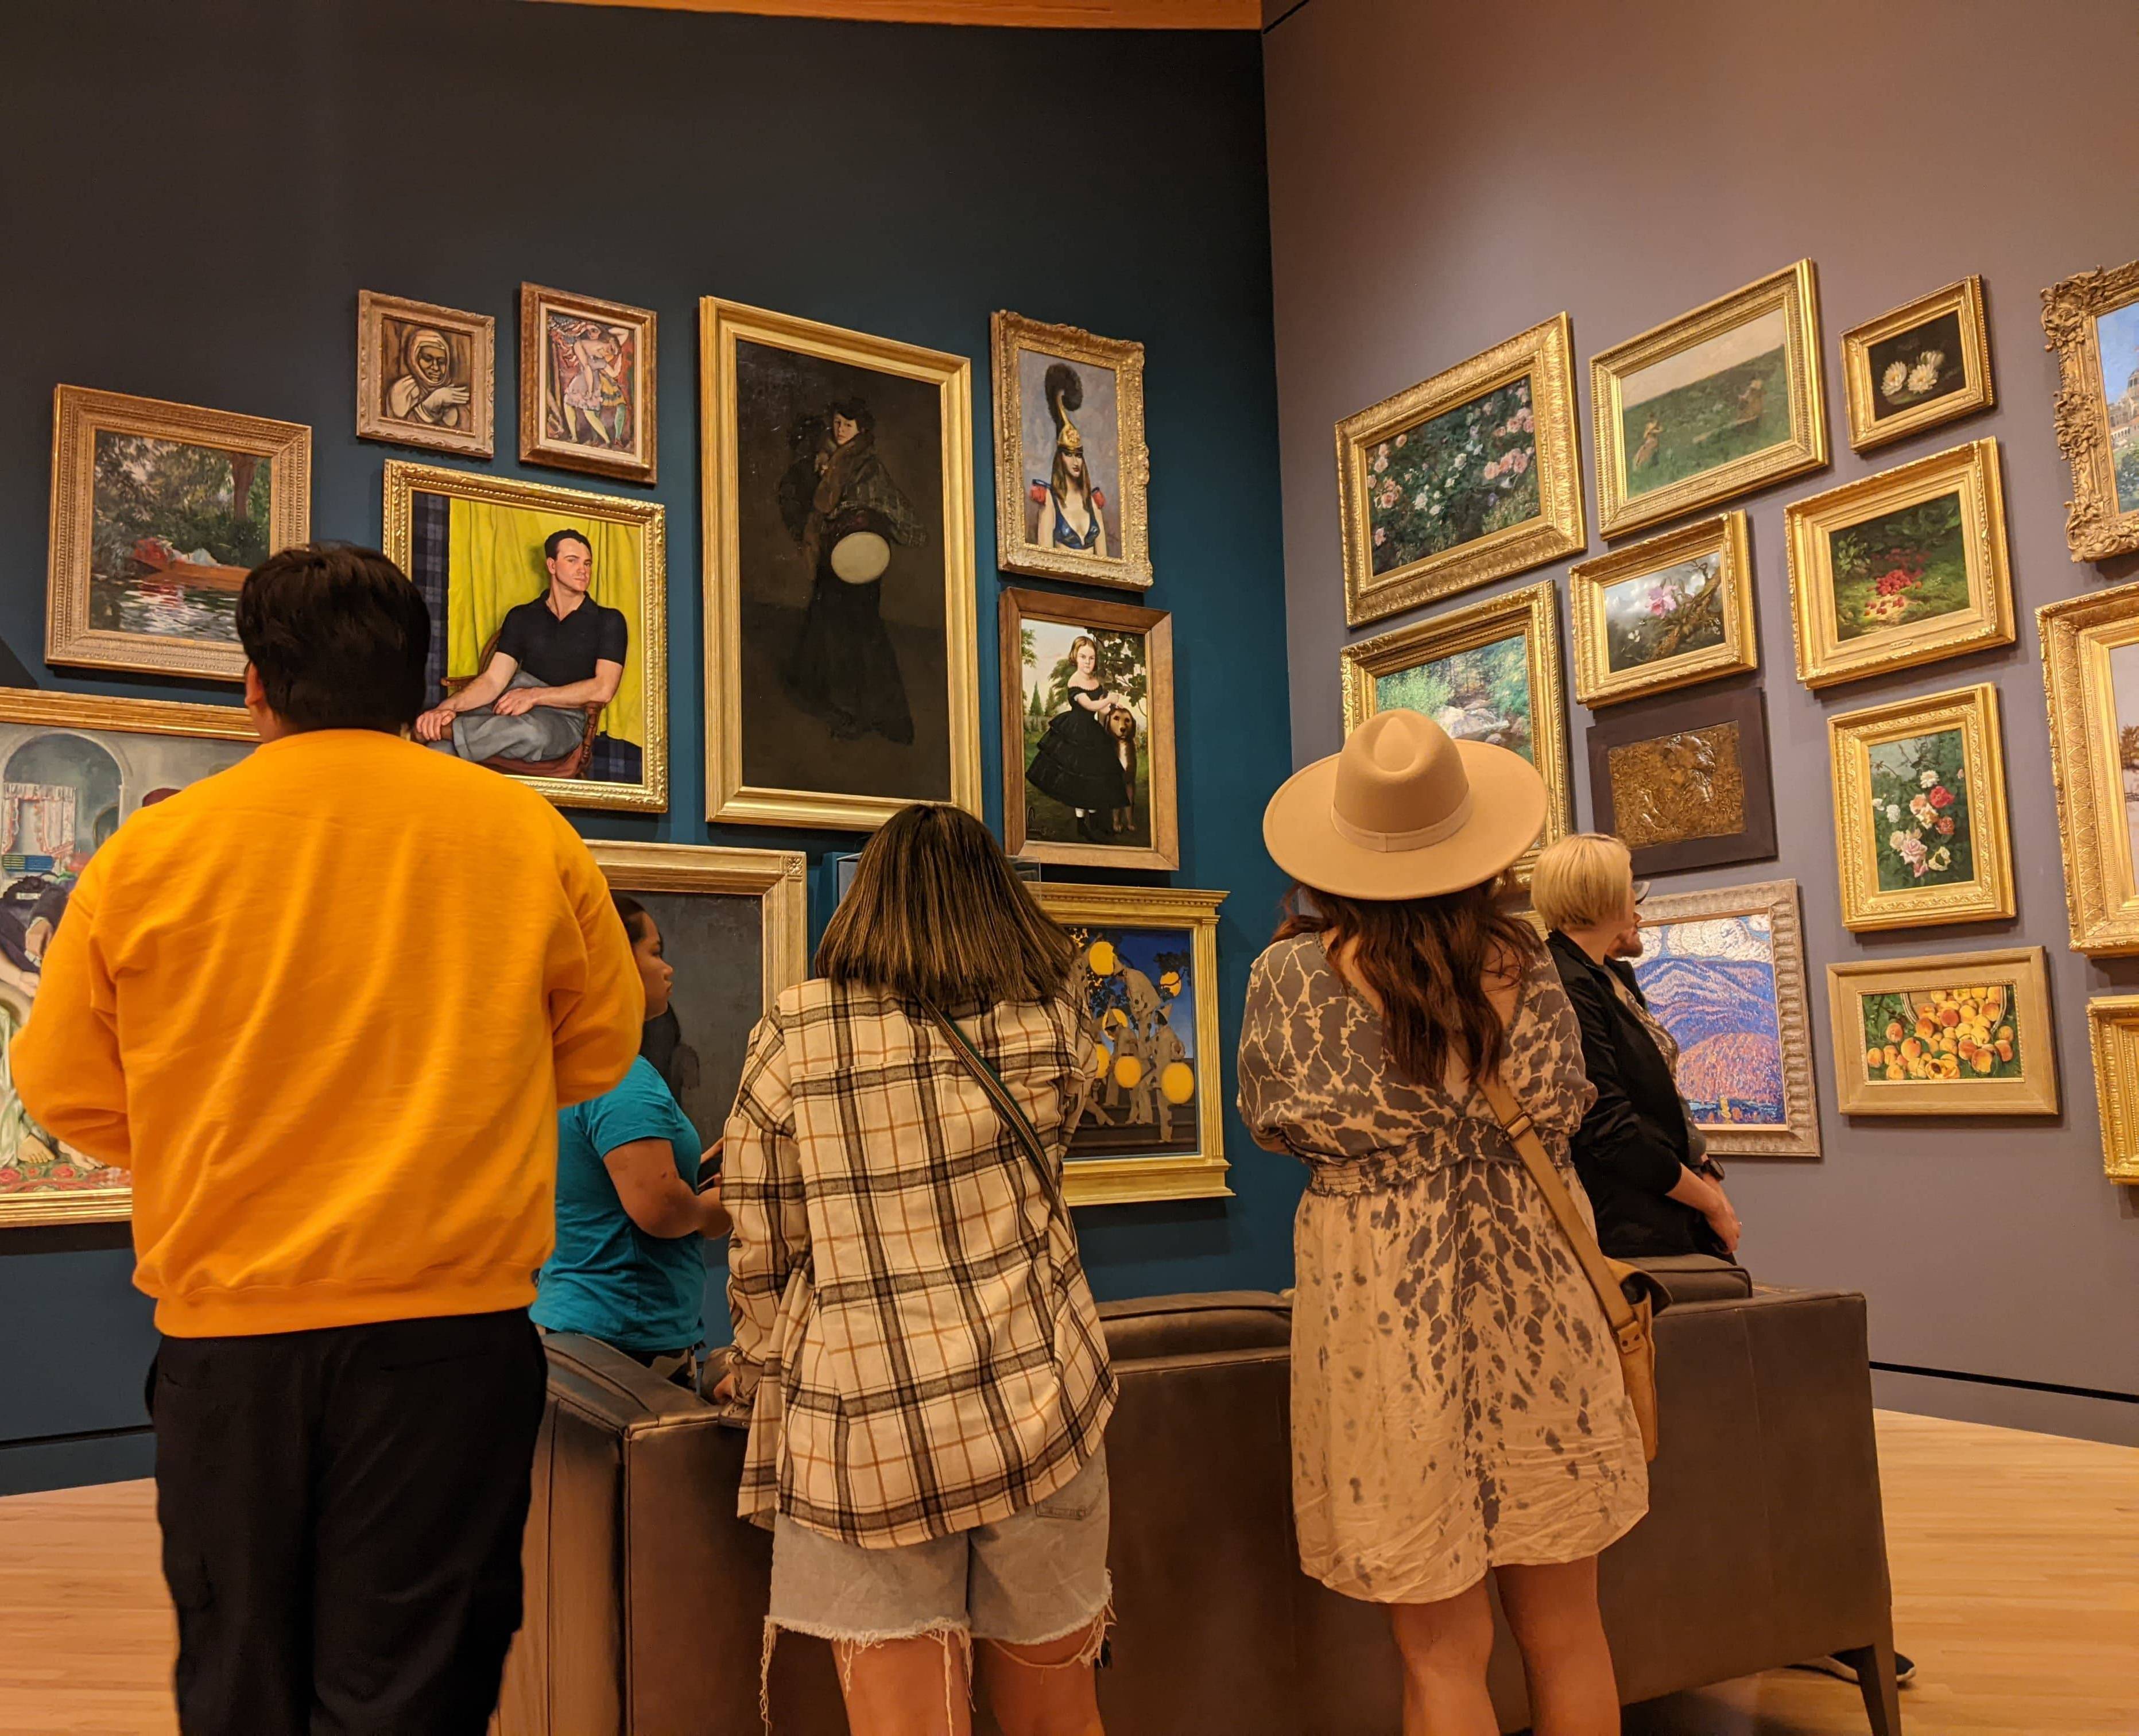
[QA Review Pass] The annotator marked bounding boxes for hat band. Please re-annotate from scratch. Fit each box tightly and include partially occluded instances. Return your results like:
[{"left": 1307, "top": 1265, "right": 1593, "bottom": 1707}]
[{"left": 1330, "top": 788, "right": 1475, "bottom": 854}]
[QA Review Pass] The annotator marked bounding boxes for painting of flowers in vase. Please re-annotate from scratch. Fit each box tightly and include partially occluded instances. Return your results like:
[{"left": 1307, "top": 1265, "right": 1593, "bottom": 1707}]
[
  {"left": 1366, "top": 378, "right": 1538, "bottom": 577},
  {"left": 1829, "top": 489, "right": 1970, "bottom": 641},
  {"left": 1867, "top": 728, "right": 1972, "bottom": 891}
]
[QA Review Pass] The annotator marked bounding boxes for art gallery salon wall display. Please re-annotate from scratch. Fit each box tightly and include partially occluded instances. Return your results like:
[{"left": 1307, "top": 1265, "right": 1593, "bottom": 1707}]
[
  {"left": 1336, "top": 313, "right": 1585, "bottom": 626},
  {"left": 2041, "top": 255, "right": 2139, "bottom": 563},
  {"left": 46, "top": 385, "right": 310, "bottom": 684},
  {"left": 1339, "top": 579, "right": 1571, "bottom": 881},
  {"left": 1585, "top": 684, "right": 1776, "bottom": 878},
  {"left": 990, "top": 312, "right": 1150, "bottom": 591},
  {"left": 2039, "top": 576, "right": 2139, "bottom": 955},
  {"left": 2083, "top": 995, "right": 2139, "bottom": 1183},
  {"left": 699, "top": 297, "right": 980, "bottom": 831},
  {"left": 1840, "top": 275, "right": 1993, "bottom": 455},
  {"left": 1568, "top": 511, "right": 1756, "bottom": 708},
  {"left": 381, "top": 461, "right": 668, "bottom": 813},
  {"left": 355, "top": 290, "right": 495, "bottom": 460},
  {"left": 1827, "top": 946, "right": 2056, "bottom": 1118},
  {"left": 520, "top": 284, "right": 657, "bottom": 485},
  {"left": 999, "top": 588, "right": 1178, "bottom": 871},
  {"left": 1630, "top": 878, "right": 1819, "bottom": 1158},
  {"left": 0, "top": 688, "right": 256, "bottom": 1228},
  {"left": 1590, "top": 259, "right": 1827, "bottom": 540},
  {"left": 1784, "top": 437, "right": 2013, "bottom": 690},
  {"left": 1030, "top": 882, "right": 1229, "bottom": 1207},
  {"left": 1827, "top": 683, "right": 2013, "bottom": 933}
]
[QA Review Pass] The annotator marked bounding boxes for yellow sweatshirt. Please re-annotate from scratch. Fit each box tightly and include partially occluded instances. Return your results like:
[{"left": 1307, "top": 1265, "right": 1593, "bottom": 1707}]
[{"left": 13, "top": 728, "right": 644, "bottom": 1337}]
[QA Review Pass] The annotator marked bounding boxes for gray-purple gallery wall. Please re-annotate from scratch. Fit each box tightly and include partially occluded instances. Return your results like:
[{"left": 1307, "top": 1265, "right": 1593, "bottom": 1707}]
[{"left": 1261, "top": 0, "right": 2139, "bottom": 1441}]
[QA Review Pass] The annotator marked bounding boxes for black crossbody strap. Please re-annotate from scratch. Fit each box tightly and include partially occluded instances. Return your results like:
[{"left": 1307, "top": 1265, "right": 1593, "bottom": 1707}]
[{"left": 920, "top": 1001, "right": 1070, "bottom": 1219}]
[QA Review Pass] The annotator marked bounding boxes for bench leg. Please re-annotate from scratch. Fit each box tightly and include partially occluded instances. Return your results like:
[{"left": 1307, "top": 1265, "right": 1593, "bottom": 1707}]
[{"left": 1832, "top": 1641, "right": 1902, "bottom": 1736}]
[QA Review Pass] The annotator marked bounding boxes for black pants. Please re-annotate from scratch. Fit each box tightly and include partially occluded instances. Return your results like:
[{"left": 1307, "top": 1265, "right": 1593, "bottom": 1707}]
[{"left": 148, "top": 1309, "right": 547, "bottom": 1736}]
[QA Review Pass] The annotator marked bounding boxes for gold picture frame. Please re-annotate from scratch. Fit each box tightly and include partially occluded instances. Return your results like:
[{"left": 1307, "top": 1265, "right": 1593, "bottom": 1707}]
[
  {"left": 1336, "top": 314, "right": 1584, "bottom": 626},
  {"left": 2041, "top": 256, "right": 2139, "bottom": 563},
  {"left": 1827, "top": 683, "right": 2013, "bottom": 932},
  {"left": 519, "top": 283, "right": 657, "bottom": 485},
  {"left": 1842, "top": 275, "right": 1993, "bottom": 454},
  {"left": 1591, "top": 260, "right": 1827, "bottom": 539},
  {"left": 2039, "top": 577, "right": 2139, "bottom": 955},
  {"left": 355, "top": 290, "right": 495, "bottom": 459},
  {"left": 990, "top": 311, "right": 1150, "bottom": 591},
  {"left": 46, "top": 385, "right": 311, "bottom": 684},
  {"left": 699, "top": 297, "right": 981, "bottom": 831},
  {"left": 1030, "top": 883, "right": 1229, "bottom": 1207},
  {"left": 1568, "top": 511, "right": 1756, "bottom": 707},
  {"left": 589, "top": 840, "right": 808, "bottom": 1021},
  {"left": 1784, "top": 436, "right": 2013, "bottom": 690},
  {"left": 2084, "top": 995, "right": 2139, "bottom": 1183},
  {"left": 381, "top": 460, "right": 668, "bottom": 815},
  {"left": 1339, "top": 580, "right": 1570, "bottom": 879},
  {"left": 1827, "top": 946, "right": 2056, "bottom": 1117}
]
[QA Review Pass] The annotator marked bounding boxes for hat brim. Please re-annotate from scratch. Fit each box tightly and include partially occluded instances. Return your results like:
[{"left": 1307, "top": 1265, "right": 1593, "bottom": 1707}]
[{"left": 1263, "top": 738, "right": 1547, "bottom": 900}]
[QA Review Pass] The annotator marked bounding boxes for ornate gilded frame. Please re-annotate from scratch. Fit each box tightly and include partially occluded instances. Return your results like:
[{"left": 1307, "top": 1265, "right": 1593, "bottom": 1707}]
[
  {"left": 2084, "top": 995, "right": 2139, "bottom": 1183},
  {"left": 355, "top": 290, "right": 495, "bottom": 460},
  {"left": 2039, "top": 577, "right": 2139, "bottom": 955},
  {"left": 1633, "top": 878, "right": 1819, "bottom": 1157},
  {"left": 1827, "top": 683, "right": 2013, "bottom": 932},
  {"left": 380, "top": 460, "right": 668, "bottom": 815},
  {"left": 1337, "top": 314, "right": 1584, "bottom": 626},
  {"left": 699, "top": 297, "right": 981, "bottom": 831},
  {"left": 990, "top": 311, "right": 1150, "bottom": 591},
  {"left": 1784, "top": 437, "right": 2013, "bottom": 690},
  {"left": 1842, "top": 276, "right": 1993, "bottom": 454},
  {"left": 1568, "top": 511, "right": 1756, "bottom": 707},
  {"left": 1827, "top": 946, "right": 2057, "bottom": 1118},
  {"left": 518, "top": 283, "right": 657, "bottom": 485},
  {"left": 999, "top": 587, "right": 1178, "bottom": 870},
  {"left": 1591, "top": 260, "right": 1827, "bottom": 539},
  {"left": 1030, "top": 882, "right": 1230, "bottom": 1207},
  {"left": 588, "top": 842, "right": 808, "bottom": 1013},
  {"left": 46, "top": 385, "right": 311, "bottom": 684},
  {"left": 2041, "top": 257, "right": 2139, "bottom": 563}
]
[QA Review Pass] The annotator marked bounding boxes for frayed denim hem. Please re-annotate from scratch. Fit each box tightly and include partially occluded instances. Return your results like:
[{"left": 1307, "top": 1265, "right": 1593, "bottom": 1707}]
[{"left": 759, "top": 1615, "right": 974, "bottom": 1731}]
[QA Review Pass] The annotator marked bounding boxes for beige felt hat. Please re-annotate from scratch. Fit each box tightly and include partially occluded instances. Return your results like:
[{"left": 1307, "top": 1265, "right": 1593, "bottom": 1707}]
[{"left": 1263, "top": 708, "right": 1546, "bottom": 900}]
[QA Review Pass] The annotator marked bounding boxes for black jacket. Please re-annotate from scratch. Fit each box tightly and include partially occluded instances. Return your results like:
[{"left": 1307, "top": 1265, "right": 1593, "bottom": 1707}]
[{"left": 1547, "top": 930, "right": 1723, "bottom": 1260}]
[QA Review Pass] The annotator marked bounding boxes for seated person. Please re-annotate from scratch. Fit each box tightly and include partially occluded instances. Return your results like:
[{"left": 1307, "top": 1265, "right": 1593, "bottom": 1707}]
[
  {"left": 532, "top": 895, "right": 728, "bottom": 1385},
  {"left": 415, "top": 527, "right": 627, "bottom": 768}
]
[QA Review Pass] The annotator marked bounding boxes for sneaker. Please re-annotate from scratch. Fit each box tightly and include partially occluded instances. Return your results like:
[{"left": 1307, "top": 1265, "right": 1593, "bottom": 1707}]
[{"left": 1794, "top": 1651, "right": 1917, "bottom": 1687}]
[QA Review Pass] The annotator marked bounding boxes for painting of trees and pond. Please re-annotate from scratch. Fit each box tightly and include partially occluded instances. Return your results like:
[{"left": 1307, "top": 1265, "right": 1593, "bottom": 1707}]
[{"left": 1373, "top": 631, "right": 1536, "bottom": 764}]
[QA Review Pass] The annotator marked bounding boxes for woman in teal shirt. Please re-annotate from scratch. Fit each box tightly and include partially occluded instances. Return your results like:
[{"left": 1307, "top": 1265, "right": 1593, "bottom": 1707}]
[{"left": 533, "top": 896, "right": 728, "bottom": 1382}]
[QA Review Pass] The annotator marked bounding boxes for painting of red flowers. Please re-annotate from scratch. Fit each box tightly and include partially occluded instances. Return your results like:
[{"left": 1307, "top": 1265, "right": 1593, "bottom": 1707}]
[{"left": 1828, "top": 490, "right": 1971, "bottom": 642}]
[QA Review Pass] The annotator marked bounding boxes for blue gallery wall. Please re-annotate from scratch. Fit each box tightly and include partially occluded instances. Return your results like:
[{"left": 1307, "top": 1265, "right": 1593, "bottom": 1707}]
[{"left": 0, "top": 0, "right": 1293, "bottom": 1494}]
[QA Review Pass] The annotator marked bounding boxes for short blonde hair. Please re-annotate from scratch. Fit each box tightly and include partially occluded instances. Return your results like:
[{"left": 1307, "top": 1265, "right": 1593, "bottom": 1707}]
[{"left": 1529, "top": 832, "right": 1634, "bottom": 932}]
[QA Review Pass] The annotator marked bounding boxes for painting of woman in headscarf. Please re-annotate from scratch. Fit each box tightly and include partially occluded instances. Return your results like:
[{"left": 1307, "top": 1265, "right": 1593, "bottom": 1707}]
[{"left": 356, "top": 290, "right": 495, "bottom": 460}]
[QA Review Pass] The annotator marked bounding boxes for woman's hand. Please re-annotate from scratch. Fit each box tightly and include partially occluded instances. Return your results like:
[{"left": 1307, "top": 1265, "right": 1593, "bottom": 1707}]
[{"left": 1703, "top": 1184, "right": 1743, "bottom": 1254}]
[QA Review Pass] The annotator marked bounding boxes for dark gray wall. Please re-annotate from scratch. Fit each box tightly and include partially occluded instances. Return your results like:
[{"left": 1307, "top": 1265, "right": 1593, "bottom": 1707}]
[{"left": 1264, "top": 0, "right": 2139, "bottom": 1440}]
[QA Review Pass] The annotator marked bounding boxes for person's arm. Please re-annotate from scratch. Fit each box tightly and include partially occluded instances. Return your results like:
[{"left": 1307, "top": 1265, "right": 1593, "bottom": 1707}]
[
  {"left": 602, "top": 1138, "right": 729, "bottom": 1238},
  {"left": 10, "top": 873, "right": 129, "bottom": 1164},
  {"left": 1035, "top": 492, "right": 1059, "bottom": 546},
  {"left": 414, "top": 650, "right": 520, "bottom": 739},
  {"left": 1069, "top": 688, "right": 1109, "bottom": 713},
  {"left": 1555, "top": 955, "right": 1683, "bottom": 1197},
  {"left": 547, "top": 822, "right": 645, "bottom": 1107},
  {"left": 505, "top": 659, "right": 622, "bottom": 712},
  {"left": 1235, "top": 955, "right": 1297, "bottom": 1156},
  {"left": 1667, "top": 1165, "right": 1741, "bottom": 1252},
  {"left": 724, "top": 1009, "right": 805, "bottom": 1401}
]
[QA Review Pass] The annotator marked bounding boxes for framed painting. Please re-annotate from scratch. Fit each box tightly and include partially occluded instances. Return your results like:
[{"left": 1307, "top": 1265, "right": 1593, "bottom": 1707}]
[
  {"left": 999, "top": 588, "right": 1177, "bottom": 871},
  {"left": 1591, "top": 260, "right": 1827, "bottom": 539},
  {"left": 1828, "top": 946, "right": 2056, "bottom": 1117},
  {"left": 1587, "top": 685, "right": 1776, "bottom": 877},
  {"left": 382, "top": 461, "right": 667, "bottom": 814},
  {"left": 0, "top": 690, "right": 257, "bottom": 1229},
  {"left": 519, "top": 284, "right": 656, "bottom": 485},
  {"left": 1339, "top": 580, "right": 1570, "bottom": 879},
  {"left": 700, "top": 297, "right": 980, "bottom": 831},
  {"left": 1784, "top": 437, "right": 2013, "bottom": 689},
  {"left": 1842, "top": 276, "right": 1993, "bottom": 454},
  {"left": 2041, "top": 257, "right": 2139, "bottom": 562},
  {"left": 2084, "top": 995, "right": 2139, "bottom": 1183},
  {"left": 1336, "top": 314, "right": 1584, "bottom": 626},
  {"left": 45, "top": 385, "right": 310, "bottom": 683},
  {"left": 1630, "top": 879, "right": 1818, "bottom": 1157},
  {"left": 990, "top": 312, "right": 1150, "bottom": 591},
  {"left": 355, "top": 290, "right": 494, "bottom": 459},
  {"left": 1827, "top": 683, "right": 2013, "bottom": 932},
  {"left": 1030, "top": 883, "right": 1229, "bottom": 1207},
  {"left": 2039, "top": 578, "right": 2139, "bottom": 955},
  {"left": 1569, "top": 511, "right": 1756, "bottom": 707}
]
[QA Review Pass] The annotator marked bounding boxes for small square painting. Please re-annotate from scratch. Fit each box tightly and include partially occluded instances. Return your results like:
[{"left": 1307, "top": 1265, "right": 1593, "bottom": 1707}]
[
  {"left": 1602, "top": 553, "right": 1727, "bottom": 676},
  {"left": 1633, "top": 913, "right": 1787, "bottom": 1129},
  {"left": 1373, "top": 631, "right": 1535, "bottom": 764},
  {"left": 1828, "top": 489, "right": 1970, "bottom": 642},
  {"left": 1619, "top": 307, "right": 1790, "bottom": 499},
  {"left": 357, "top": 291, "right": 493, "bottom": 459},
  {"left": 1867, "top": 309, "right": 1968, "bottom": 423},
  {"left": 1866, "top": 727, "right": 1973, "bottom": 892},
  {"left": 2098, "top": 297, "right": 2139, "bottom": 516},
  {"left": 1063, "top": 924, "right": 1201, "bottom": 1161},
  {"left": 520, "top": 285, "right": 656, "bottom": 483},
  {"left": 1365, "top": 376, "right": 1539, "bottom": 576},
  {"left": 1857, "top": 978, "right": 2020, "bottom": 1085}
]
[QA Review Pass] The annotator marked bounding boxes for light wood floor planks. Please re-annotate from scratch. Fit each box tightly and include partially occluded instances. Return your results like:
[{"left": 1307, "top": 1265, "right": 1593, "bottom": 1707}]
[{"left": 1, "top": 1410, "right": 2133, "bottom": 1735}]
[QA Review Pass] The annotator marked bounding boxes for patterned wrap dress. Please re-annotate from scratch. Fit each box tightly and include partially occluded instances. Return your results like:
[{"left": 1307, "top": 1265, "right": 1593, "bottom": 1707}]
[{"left": 1237, "top": 934, "right": 1649, "bottom": 1604}]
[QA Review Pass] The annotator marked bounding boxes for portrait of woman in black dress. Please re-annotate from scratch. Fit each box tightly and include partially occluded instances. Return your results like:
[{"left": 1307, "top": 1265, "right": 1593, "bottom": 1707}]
[{"left": 1026, "top": 634, "right": 1133, "bottom": 843}]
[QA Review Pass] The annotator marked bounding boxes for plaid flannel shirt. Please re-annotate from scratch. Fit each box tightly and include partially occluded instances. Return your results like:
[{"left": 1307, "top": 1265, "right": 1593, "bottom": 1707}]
[{"left": 724, "top": 980, "right": 1117, "bottom": 1548}]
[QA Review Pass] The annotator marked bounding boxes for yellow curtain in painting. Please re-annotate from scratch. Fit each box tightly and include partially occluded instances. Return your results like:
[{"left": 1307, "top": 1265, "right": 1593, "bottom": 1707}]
[{"left": 445, "top": 499, "right": 644, "bottom": 746}]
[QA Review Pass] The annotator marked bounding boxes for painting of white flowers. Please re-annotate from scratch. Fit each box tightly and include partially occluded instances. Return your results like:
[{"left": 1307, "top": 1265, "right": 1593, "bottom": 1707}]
[
  {"left": 1842, "top": 276, "right": 1993, "bottom": 455},
  {"left": 1365, "top": 379, "right": 1537, "bottom": 576}
]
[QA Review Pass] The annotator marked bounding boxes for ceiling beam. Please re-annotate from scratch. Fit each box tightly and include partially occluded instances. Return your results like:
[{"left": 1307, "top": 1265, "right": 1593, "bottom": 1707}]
[{"left": 528, "top": 0, "right": 1260, "bottom": 28}]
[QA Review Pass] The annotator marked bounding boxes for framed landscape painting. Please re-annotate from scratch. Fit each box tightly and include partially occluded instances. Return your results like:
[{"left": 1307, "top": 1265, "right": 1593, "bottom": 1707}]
[
  {"left": 1591, "top": 261, "right": 1827, "bottom": 538},
  {"left": 356, "top": 290, "right": 494, "bottom": 459},
  {"left": 46, "top": 385, "right": 309, "bottom": 683},
  {"left": 520, "top": 284, "right": 656, "bottom": 485},
  {"left": 2084, "top": 995, "right": 2139, "bottom": 1183},
  {"left": 1336, "top": 315, "right": 1585, "bottom": 626},
  {"left": 2041, "top": 256, "right": 2139, "bottom": 562},
  {"left": 1569, "top": 511, "right": 1756, "bottom": 707},
  {"left": 1828, "top": 947, "right": 2056, "bottom": 1117},
  {"left": 2039, "top": 578, "right": 2139, "bottom": 955},
  {"left": 1587, "top": 685, "right": 1776, "bottom": 877},
  {"left": 1842, "top": 276, "right": 1993, "bottom": 454},
  {"left": 1631, "top": 879, "right": 1819, "bottom": 1157}
]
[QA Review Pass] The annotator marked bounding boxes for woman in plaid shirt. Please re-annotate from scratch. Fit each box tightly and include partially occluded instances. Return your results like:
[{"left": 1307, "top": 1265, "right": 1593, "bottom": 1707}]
[{"left": 721, "top": 804, "right": 1117, "bottom": 1734}]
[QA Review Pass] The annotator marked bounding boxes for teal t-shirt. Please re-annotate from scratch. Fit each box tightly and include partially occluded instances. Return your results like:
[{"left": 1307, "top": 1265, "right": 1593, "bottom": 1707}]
[{"left": 532, "top": 1056, "right": 706, "bottom": 1354}]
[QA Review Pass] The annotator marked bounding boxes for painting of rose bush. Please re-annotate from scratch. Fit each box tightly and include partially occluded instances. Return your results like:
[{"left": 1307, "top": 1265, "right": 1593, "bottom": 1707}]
[
  {"left": 1867, "top": 727, "right": 1972, "bottom": 892},
  {"left": 1366, "top": 377, "right": 1539, "bottom": 576},
  {"left": 1828, "top": 489, "right": 1970, "bottom": 643},
  {"left": 1602, "top": 552, "right": 1726, "bottom": 675}
]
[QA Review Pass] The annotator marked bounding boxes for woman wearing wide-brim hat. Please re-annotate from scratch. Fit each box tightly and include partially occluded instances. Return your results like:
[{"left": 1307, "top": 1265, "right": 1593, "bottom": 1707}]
[{"left": 1238, "top": 709, "right": 1648, "bottom": 1735}]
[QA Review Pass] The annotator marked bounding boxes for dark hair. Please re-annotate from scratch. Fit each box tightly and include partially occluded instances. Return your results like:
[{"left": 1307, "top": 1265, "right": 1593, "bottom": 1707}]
[
  {"left": 612, "top": 893, "right": 653, "bottom": 946},
  {"left": 828, "top": 397, "right": 875, "bottom": 433},
  {"left": 237, "top": 543, "right": 430, "bottom": 734},
  {"left": 816, "top": 805, "right": 1074, "bottom": 1008},
  {"left": 544, "top": 528, "right": 593, "bottom": 562},
  {"left": 1274, "top": 876, "right": 1540, "bottom": 1087}
]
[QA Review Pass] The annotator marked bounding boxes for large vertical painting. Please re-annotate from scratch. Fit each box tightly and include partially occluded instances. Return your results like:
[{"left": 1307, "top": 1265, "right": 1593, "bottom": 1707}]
[
  {"left": 2040, "top": 578, "right": 2139, "bottom": 954},
  {"left": 2041, "top": 256, "right": 2139, "bottom": 562}
]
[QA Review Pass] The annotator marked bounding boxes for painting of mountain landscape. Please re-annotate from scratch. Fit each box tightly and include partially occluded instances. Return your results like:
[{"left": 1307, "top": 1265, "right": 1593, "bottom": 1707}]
[{"left": 1633, "top": 912, "right": 1785, "bottom": 1128}]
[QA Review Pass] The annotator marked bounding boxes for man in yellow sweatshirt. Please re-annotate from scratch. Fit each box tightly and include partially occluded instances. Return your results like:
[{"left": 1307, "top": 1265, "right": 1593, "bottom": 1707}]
[{"left": 13, "top": 543, "right": 644, "bottom": 1736}]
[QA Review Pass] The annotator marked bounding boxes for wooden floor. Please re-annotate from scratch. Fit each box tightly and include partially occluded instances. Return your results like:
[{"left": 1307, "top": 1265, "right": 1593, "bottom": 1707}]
[{"left": 0, "top": 1410, "right": 2132, "bottom": 1735}]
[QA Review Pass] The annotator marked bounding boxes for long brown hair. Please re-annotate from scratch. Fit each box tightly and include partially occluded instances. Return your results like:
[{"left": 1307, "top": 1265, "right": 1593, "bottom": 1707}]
[
  {"left": 817, "top": 804, "right": 1075, "bottom": 1008},
  {"left": 1276, "top": 875, "right": 1540, "bottom": 1086}
]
